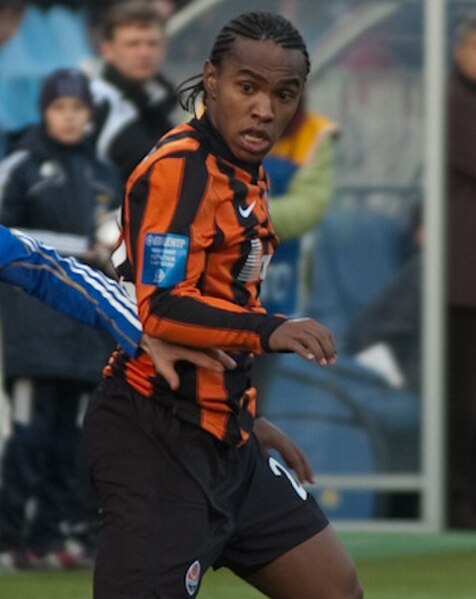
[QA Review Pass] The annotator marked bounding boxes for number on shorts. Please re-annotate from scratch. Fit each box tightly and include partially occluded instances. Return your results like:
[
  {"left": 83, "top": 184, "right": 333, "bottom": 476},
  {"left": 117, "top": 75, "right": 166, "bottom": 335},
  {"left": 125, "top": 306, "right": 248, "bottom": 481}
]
[{"left": 268, "top": 457, "right": 307, "bottom": 500}]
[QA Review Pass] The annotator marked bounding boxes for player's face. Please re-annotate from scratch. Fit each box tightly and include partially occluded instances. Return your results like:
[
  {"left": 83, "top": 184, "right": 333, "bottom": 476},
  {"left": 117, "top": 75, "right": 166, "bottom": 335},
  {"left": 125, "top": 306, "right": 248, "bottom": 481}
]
[
  {"left": 455, "top": 31, "right": 476, "bottom": 82},
  {"left": 44, "top": 97, "right": 91, "bottom": 145},
  {"left": 101, "top": 24, "right": 166, "bottom": 83},
  {"left": 203, "top": 37, "right": 307, "bottom": 164}
]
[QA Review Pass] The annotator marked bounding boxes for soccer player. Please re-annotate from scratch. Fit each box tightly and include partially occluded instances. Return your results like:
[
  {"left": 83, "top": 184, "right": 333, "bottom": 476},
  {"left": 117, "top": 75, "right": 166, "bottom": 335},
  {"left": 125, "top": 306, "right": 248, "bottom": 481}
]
[{"left": 83, "top": 11, "right": 363, "bottom": 598}]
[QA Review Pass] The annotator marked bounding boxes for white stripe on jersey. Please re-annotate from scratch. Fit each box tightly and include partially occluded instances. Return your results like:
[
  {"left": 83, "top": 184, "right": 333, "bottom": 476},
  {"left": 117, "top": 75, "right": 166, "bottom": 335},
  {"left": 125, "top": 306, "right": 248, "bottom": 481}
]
[
  {"left": 13, "top": 228, "right": 140, "bottom": 330},
  {"left": 16, "top": 229, "right": 89, "bottom": 257}
]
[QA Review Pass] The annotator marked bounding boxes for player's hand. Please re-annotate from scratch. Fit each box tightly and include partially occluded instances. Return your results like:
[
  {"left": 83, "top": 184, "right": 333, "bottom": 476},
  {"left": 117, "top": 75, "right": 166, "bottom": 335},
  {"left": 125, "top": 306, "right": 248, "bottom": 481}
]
[
  {"left": 140, "top": 334, "right": 237, "bottom": 390},
  {"left": 268, "top": 318, "right": 337, "bottom": 366},
  {"left": 254, "top": 416, "right": 314, "bottom": 484}
]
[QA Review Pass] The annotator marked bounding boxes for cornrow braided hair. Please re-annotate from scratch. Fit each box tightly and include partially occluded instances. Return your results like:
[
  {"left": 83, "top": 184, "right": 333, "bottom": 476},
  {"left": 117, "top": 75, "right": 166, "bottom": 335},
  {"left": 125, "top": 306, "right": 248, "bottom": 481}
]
[{"left": 177, "top": 11, "right": 310, "bottom": 115}]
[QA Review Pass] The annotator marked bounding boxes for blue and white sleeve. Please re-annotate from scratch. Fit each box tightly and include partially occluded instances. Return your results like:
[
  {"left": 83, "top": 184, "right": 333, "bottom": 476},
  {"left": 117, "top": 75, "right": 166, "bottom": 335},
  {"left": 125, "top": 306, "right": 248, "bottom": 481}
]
[{"left": 0, "top": 225, "right": 142, "bottom": 356}]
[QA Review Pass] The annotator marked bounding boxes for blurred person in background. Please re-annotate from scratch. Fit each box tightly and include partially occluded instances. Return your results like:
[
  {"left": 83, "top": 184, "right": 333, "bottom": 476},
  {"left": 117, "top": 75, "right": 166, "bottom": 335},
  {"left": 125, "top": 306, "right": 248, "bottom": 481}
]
[
  {"left": 446, "top": 15, "right": 476, "bottom": 529},
  {"left": 0, "top": 0, "right": 94, "bottom": 140},
  {"left": 253, "top": 97, "right": 338, "bottom": 404},
  {"left": 151, "top": 0, "right": 189, "bottom": 20},
  {"left": 0, "top": 0, "right": 27, "bottom": 148},
  {"left": 84, "top": 0, "right": 188, "bottom": 60},
  {"left": 0, "top": 68, "right": 120, "bottom": 570},
  {"left": 0, "top": 0, "right": 25, "bottom": 47},
  {"left": 346, "top": 200, "right": 423, "bottom": 397},
  {"left": 91, "top": 0, "right": 176, "bottom": 182}
]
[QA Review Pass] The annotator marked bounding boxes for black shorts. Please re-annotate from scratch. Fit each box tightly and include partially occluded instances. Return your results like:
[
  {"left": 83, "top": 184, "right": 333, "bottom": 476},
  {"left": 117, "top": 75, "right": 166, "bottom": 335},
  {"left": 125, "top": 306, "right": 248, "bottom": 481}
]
[{"left": 81, "top": 377, "right": 328, "bottom": 599}]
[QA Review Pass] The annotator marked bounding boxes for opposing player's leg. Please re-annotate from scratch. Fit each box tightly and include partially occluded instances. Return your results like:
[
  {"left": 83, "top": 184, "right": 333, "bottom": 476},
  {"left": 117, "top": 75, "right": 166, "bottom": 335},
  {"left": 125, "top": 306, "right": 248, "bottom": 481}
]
[{"left": 242, "top": 525, "right": 363, "bottom": 599}]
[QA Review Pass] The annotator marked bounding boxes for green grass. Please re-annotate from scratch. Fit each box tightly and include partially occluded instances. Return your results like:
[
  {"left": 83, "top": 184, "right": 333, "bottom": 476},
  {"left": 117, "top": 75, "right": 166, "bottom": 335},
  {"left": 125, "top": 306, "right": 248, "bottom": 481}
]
[{"left": 2, "top": 533, "right": 476, "bottom": 598}]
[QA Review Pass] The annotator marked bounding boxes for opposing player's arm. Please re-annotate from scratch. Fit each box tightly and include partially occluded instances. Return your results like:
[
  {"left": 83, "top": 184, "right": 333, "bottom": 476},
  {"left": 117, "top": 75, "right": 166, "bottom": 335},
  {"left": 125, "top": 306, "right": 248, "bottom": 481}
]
[{"left": 0, "top": 225, "right": 142, "bottom": 355}]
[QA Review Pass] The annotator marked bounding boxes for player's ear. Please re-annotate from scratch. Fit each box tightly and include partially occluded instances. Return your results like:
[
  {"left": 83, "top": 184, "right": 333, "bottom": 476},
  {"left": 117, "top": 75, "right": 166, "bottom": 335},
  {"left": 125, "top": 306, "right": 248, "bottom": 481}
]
[{"left": 203, "top": 60, "right": 217, "bottom": 99}]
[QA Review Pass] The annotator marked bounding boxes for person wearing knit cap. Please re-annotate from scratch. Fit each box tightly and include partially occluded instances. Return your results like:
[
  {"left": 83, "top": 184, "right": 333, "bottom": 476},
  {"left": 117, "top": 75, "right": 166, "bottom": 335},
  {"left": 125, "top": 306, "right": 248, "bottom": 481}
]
[
  {"left": 36, "top": 69, "right": 94, "bottom": 147},
  {"left": 39, "top": 69, "right": 94, "bottom": 114},
  {"left": 0, "top": 67, "right": 121, "bottom": 570}
]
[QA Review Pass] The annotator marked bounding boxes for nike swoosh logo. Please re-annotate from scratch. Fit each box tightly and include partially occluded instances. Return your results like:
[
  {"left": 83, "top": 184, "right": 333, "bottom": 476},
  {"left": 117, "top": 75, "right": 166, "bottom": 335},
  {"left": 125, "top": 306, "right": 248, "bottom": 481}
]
[{"left": 238, "top": 201, "right": 256, "bottom": 218}]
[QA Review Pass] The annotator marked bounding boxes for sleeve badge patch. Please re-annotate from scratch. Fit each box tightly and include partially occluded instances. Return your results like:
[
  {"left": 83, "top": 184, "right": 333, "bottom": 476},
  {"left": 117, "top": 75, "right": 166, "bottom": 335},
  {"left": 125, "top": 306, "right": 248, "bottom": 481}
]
[{"left": 141, "top": 233, "right": 189, "bottom": 287}]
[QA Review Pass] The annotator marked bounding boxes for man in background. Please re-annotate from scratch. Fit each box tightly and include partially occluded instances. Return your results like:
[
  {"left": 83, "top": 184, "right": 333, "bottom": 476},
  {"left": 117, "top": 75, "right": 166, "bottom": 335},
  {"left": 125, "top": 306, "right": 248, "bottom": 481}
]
[
  {"left": 91, "top": 1, "right": 176, "bottom": 182},
  {"left": 446, "top": 15, "right": 476, "bottom": 529}
]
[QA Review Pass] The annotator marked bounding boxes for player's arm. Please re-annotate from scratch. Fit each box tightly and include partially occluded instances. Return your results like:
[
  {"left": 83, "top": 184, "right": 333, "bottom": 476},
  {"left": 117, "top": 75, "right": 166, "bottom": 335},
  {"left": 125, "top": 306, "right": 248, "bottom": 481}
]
[
  {"left": 254, "top": 416, "right": 314, "bottom": 484},
  {"left": 126, "top": 156, "right": 286, "bottom": 354},
  {"left": 0, "top": 225, "right": 142, "bottom": 355}
]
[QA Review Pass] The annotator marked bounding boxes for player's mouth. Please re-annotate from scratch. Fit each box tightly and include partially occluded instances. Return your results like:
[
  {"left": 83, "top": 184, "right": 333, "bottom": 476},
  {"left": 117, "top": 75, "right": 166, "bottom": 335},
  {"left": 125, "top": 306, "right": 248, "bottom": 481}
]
[{"left": 239, "top": 129, "right": 272, "bottom": 155}]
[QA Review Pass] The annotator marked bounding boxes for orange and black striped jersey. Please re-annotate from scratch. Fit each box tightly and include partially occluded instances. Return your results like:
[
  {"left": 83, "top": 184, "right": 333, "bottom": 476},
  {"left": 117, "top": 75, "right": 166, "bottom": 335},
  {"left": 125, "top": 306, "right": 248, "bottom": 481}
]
[{"left": 107, "top": 114, "right": 287, "bottom": 445}]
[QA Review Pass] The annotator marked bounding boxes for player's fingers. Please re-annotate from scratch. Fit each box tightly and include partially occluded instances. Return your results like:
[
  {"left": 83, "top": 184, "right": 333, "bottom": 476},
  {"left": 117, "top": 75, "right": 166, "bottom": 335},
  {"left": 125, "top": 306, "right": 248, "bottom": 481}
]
[
  {"left": 307, "top": 325, "right": 336, "bottom": 363},
  {"left": 290, "top": 334, "right": 327, "bottom": 364},
  {"left": 291, "top": 340, "right": 321, "bottom": 362},
  {"left": 176, "top": 348, "right": 226, "bottom": 372},
  {"left": 205, "top": 349, "right": 237, "bottom": 370},
  {"left": 155, "top": 361, "right": 180, "bottom": 390},
  {"left": 283, "top": 443, "right": 314, "bottom": 484},
  {"left": 301, "top": 330, "right": 337, "bottom": 366},
  {"left": 294, "top": 447, "right": 314, "bottom": 484}
]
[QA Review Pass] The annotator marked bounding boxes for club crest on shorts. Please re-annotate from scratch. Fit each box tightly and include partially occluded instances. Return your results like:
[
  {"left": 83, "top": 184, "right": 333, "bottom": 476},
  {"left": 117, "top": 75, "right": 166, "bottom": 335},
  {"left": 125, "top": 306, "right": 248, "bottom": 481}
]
[{"left": 185, "top": 559, "right": 201, "bottom": 596}]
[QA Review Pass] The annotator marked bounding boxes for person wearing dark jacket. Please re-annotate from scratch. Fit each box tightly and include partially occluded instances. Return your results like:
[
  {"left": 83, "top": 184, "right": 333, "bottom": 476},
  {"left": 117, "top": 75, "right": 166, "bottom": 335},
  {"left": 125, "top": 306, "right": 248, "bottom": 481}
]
[
  {"left": 0, "top": 68, "right": 120, "bottom": 569},
  {"left": 446, "top": 16, "right": 476, "bottom": 529},
  {"left": 91, "top": 1, "right": 176, "bottom": 183}
]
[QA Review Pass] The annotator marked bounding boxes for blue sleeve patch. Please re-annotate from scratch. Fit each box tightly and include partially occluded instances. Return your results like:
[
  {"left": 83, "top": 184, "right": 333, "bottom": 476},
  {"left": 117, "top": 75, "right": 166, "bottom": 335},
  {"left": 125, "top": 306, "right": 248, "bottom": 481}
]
[{"left": 141, "top": 233, "right": 189, "bottom": 287}]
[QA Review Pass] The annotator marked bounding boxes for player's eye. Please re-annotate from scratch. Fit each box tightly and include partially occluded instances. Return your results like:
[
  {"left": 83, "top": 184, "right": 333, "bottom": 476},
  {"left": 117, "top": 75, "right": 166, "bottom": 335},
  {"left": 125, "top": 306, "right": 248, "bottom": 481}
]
[
  {"left": 239, "top": 81, "right": 255, "bottom": 94},
  {"left": 277, "top": 89, "right": 296, "bottom": 102}
]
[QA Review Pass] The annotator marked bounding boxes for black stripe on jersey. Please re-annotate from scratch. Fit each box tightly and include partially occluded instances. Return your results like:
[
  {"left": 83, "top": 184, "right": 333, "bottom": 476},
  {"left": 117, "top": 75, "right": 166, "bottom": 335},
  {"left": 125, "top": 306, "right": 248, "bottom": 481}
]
[
  {"left": 153, "top": 130, "right": 201, "bottom": 151},
  {"left": 230, "top": 243, "right": 252, "bottom": 306},
  {"left": 168, "top": 146, "right": 210, "bottom": 235},
  {"left": 258, "top": 186, "right": 270, "bottom": 228},
  {"left": 128, "top": 168, "right": 153, "bottom": 269},
  {"left": 217, "top": 159, "right": 260, "bottom": 306},
  {"left": 149, "top": 293, "right": 270, "bottom": 334},
  {"left": 216, "top": 159, "right": 260, "bottom": 232},
  {"left": 157, "top": 150, "right": 201, "bottom": 160},
  {"left": 250, "top": 169, "right": 260, "bottom": 186},
  {"left": 223, "top": 355, "right": 254, "bottom": 442},
  {"left": 210, "top": 223, "right": 225, "bottom": 250}
]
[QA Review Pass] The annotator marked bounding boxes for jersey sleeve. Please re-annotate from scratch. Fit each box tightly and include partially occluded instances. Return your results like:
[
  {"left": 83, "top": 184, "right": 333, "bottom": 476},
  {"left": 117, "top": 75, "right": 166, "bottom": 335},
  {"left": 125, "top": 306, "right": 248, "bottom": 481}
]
[
  {"left": 0, "top": 226, "right": 142, "bottom": 356},
  {"left": 124, "top": 155, "right": 285, "bottom": 353}
]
